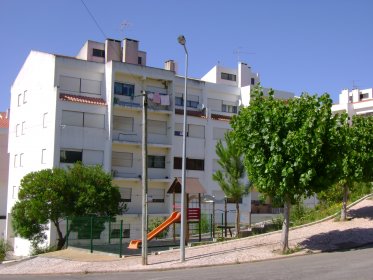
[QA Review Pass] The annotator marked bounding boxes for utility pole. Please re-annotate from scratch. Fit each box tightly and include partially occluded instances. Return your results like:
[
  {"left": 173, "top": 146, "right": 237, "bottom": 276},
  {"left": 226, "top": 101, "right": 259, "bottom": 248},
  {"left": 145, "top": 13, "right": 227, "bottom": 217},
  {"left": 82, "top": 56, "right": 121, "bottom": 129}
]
[{"left": 141, "top": 90, "right": 148, "bottom": 265}]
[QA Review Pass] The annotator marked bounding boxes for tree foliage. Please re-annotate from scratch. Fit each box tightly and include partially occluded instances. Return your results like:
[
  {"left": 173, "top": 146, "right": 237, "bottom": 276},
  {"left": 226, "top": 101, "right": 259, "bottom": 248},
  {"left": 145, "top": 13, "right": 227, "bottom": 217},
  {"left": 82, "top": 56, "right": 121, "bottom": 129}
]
[
  {"left": 11, "top": 163, "right": 122, "bottom": 250},
  {"left": 212, "top": 131, "right": 249, "bottom": 235},
  {"left": 231, "top": 87, "right": 339, "bottom": 252},
  {"left": 331, "top": 114, "right": 373, "bottom": 220}
]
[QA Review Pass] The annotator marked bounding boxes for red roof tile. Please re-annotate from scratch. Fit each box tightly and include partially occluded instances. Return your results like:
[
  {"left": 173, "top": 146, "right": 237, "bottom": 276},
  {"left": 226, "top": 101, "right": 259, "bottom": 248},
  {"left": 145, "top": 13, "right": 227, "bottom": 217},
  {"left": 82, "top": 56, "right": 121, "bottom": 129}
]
[
  {"left": 0, "top": 112, "right": 9, "bottom": 128},
  {"left": 60, "top": 93, "right": 106, "bottom": 106}
]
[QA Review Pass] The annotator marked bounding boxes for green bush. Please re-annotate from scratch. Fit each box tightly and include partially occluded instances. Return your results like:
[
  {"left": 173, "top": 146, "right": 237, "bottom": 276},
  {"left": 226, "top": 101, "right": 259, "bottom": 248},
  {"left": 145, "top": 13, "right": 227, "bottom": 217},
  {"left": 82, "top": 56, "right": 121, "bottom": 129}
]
[
  {"left": 0, "top": 239, "right": 11, "bottom": 262},
  {"left": 148, "top": 216, "right": 169, "bottom": 239}
]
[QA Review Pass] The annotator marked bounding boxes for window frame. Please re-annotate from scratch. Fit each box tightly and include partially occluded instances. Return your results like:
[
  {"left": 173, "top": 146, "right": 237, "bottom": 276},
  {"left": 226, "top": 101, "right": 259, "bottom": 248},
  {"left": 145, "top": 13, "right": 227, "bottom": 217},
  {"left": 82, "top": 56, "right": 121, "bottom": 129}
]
[
  {"left": 60, "top": 149, "right": 83, "bottom": 164},
  {"left": 148, "top": 155, "right": 166, "bottom": 169},
  {"left": 114, "top": 82, "right": 135, "bottom": 97},
  {"left": 92, "top": 48, "right": 105, "bottom": 58}
]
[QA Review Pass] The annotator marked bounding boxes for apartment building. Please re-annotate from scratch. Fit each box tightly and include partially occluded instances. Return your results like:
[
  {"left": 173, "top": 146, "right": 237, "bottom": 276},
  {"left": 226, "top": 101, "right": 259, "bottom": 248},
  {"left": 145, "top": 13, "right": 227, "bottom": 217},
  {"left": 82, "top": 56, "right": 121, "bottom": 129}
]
[
  {"left": 7, "top": 38, "right": 294, "bottom": 255},
  {"left": 0, "top": 111, "right": 9, "bottom": 239},
  {"left": 332, "top": 88, "right": 373, "bottom": 117}
]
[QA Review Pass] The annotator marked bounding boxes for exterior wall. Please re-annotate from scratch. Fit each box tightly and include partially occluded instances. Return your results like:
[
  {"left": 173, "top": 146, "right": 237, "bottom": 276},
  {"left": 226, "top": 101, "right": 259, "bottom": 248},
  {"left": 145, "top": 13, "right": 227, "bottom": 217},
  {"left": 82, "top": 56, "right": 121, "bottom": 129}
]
[
  {"left": 7, "top": 51, "right": 57, "bottom": 255},
  {"left": 0, "top": 122, "right": 9, "bottom": 239},
  {"left": 332, "top": 88, "right": 373, "bottom": 118},
  {"left": 8, "top": 39, "right": 295, "bottom": 254}
]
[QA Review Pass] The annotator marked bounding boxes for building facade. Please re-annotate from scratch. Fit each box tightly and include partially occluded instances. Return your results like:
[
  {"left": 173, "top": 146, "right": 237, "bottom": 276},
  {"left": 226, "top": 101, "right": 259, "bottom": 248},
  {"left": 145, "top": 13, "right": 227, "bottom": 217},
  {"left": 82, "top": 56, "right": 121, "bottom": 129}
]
[
  {"left": 332, "top": 88, "right": 373, "bottom": 117},
  {"left": 0, "top": 111, "right": 9, "bottom": 239},
  {"left": 7, "top": 38, "right": 294, "bottom": 255}
]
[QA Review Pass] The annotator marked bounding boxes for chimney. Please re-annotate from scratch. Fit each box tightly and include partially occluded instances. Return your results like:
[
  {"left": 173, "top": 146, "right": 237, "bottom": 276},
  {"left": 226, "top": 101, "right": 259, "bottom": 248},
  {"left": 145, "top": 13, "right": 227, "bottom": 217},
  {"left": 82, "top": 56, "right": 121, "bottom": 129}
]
[
  {"left": 122, "top": 38, "right": 139, "bottom": 64},
  {"left": 105, "top": 39, "right": 121, "bottom": 62},
  {"left": 164, "top": 60, "right": 176, "bottom": 72}
]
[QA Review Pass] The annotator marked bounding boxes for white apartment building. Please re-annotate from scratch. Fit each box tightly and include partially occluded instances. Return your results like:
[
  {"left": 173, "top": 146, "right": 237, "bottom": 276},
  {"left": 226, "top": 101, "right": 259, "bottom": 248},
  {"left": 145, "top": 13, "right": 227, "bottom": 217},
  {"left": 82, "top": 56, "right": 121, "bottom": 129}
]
[
  {"left": 0, "top": 111, "right": 9, "bottom": 239},
  {"left": 7, "top": 38, "right": 293, "bottom": 255},
  {"left": 332, "top": 88, "right": 373, "bottom": 117}
]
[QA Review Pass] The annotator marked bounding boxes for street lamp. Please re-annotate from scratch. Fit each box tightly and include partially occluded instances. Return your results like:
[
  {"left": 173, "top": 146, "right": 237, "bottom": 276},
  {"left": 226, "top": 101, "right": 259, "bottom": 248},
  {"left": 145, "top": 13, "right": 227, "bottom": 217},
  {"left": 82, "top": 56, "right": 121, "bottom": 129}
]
[{"left": 177, "top": 34, "right": 188, "bottom": 262}]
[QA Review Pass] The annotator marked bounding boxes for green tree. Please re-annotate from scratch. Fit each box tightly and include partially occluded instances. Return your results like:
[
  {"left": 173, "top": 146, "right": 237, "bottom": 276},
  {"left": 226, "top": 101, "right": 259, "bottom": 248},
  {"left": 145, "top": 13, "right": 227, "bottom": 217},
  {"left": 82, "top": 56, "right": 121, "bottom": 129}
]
[
  {"left": 231, "top": 87, "right": 338, "bottom": 252},
  {"left": 333, "top": 114, "right": 373, "bottom": 220},
  {"left": 11, "top": 163, "right": 122, "bottom": 250},
  {"left": 212, "top": 131, "right": 249, "bottom": 236}
]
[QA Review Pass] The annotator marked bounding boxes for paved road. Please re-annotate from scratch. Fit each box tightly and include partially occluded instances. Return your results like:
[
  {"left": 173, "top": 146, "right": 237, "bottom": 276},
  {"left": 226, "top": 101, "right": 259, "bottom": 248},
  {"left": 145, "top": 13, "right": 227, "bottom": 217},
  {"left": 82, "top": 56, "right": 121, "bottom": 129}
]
[{"left": 2, "top": 246, "right": 373, "bottom": 280}]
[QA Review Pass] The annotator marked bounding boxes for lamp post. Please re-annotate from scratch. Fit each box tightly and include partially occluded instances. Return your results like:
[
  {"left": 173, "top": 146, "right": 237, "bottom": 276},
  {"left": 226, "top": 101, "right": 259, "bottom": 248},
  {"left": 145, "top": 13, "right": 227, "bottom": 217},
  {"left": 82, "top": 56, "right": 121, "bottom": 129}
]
[
  {"left": 177, "top": 34, "right": 188, "bottom": 262},
  {"left": 141, "top": 90, "right": 148, "bottom": 265}
]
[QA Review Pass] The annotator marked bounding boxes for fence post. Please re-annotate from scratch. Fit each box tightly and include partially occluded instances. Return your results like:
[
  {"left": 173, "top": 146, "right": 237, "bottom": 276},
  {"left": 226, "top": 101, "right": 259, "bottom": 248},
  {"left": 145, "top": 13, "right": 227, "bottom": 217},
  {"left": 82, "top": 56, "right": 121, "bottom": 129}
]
[
  {"left": 221, "top": 213, "right": 223, "bottom": 237},
  {"left": 108, "top": 217, "right": 111, "bottom": 244},
  {"left": 66, "top": 217, "right": 69, "bottom": 248},
  {"left": 119, "top": 220, "right": 123, "bottom": 258},
  {"left": 90, "top": 216, "right": 93, "bottom": 253},
  {"left": 210, "top": 214, "right": 213, "bottom": 239}
]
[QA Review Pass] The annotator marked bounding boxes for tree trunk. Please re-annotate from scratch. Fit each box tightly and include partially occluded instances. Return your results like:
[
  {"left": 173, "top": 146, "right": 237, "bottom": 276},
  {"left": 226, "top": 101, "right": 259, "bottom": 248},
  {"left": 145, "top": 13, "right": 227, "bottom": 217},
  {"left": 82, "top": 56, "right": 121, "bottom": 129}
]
[
  {"left": 281, "top": 198, "right": 291, "bottom": 253},
  {"left": 340, "top": 184, "right": 349, "bottom": 221},
  {"left": 235, "top": 201, "right": 240, "bottom": 236},
  {"left": 53, "top": 221, "right": 66, "bottom": 250}
]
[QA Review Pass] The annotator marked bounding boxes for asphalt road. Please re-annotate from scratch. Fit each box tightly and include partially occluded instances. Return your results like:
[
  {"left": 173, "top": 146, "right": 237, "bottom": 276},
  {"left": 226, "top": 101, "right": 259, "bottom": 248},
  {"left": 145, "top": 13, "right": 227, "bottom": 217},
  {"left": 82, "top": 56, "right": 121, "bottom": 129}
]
[{"left": 2, "top": 246, "right": 373, "bottom": 280}]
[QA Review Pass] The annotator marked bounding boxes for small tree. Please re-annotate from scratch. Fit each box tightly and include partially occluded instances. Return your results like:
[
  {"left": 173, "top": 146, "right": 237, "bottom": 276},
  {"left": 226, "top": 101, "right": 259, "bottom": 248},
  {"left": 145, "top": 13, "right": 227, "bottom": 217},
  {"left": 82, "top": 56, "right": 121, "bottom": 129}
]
[
  {"left": 333, "top": 114, "right": 373, "bottom": 220},
  {"left": 231, "top": 87, "right": 338, "bottom": 252},
  {"left": 213, "top": 131, "right": 249, "bottom": 236},
  {"left": 11, "top": 163, "right": 122, "bottom": 250}
]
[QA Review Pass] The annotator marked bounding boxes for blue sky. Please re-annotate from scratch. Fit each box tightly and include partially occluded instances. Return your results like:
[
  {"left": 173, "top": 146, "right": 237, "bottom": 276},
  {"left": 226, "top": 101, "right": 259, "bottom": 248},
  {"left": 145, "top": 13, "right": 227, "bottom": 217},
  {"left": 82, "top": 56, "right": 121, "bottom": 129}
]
[{"left": 1, "top": 0, "right": 372, "bottom": 112}]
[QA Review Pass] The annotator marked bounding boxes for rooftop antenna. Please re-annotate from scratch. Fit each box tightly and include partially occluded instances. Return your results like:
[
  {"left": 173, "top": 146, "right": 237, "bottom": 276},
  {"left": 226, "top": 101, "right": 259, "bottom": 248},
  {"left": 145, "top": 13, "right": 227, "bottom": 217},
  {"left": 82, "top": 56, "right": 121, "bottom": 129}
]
[
  {"left": 352, "top": 80, "right": 359, "bottom": 90},
  {"left": 233, "top": 47, "right": 255, "bottom": 62},
  {"left": 120, "top": 20, "right": 132, "bottom": 36}
]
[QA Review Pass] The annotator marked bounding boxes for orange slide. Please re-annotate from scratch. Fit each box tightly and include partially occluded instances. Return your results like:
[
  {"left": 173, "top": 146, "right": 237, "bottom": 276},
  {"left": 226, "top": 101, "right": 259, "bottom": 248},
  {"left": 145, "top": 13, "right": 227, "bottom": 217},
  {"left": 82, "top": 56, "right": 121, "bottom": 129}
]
[{"left": 128, "top": 211, "right": 181, "bottom": 249}]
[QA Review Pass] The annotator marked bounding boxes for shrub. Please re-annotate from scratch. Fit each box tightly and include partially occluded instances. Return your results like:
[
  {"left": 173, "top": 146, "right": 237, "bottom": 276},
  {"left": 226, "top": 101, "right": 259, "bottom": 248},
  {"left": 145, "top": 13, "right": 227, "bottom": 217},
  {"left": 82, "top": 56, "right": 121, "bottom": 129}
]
[
  {"left": 0, "top": 239, "right": 11, "bottom": 262},
  {"left": 148, "top": 216, "right": 169, "bottom": 239}
]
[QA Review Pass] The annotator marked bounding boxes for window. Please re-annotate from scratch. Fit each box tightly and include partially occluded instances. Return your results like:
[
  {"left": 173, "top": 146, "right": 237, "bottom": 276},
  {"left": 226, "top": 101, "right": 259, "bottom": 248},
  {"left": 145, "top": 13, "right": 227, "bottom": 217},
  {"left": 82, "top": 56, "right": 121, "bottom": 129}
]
[
  {"left": 188, "top": 124, "right": 204, "bottom": 138},
  {"left": 119, "top": 187, "right": 132, "bottom": 202},
  {"left": 111, "top": 225, "right": 130, "bottom": 238},
  {"left": 21, "top": 121, "right": 26, "bottom": 135},
  {"left": 18, "top": 93, "right": 22, "bottom": 106},
  {"left": 113, "top": 116, "right": 133, "bottom": 132},
  {"left": 148, "top": 155, "right": 166, "bottom": 168},
  {"left": 41, "top": 149, "right": 47, "bottom": 164},
  {"left": 14, "top": 154, "right": 18, "bottom": 168},
  {"left": 16, "top": 124, "right": 20, "bottom": 137},
  {"left": 174, "top": 123, "right": 204, "bottom": 138},
  {"left": 173, "top": 157, "right": 204, "bottom": 171},
  {"left": 61, "top": 111, "right": 104, "bottom": 129},
  {"left": 138, "top": 57, "right": 142, "bottom": 65},
  {"left": 43, "top": 112, "right": 48, "bottom": 128},
  {"left": 20, "top": 153, "right": 24, "bottom": 167},
  {"left": 59, "top": 76, "right": 80, "bottom": 92},
  {"left": 251, "top": 78, "right": 255, "bottom": 85},
  {"left": 213, "top": 127, "right": 230, "bottom": 140},
  {"left": 148, "top": 188, "right": 165, "bottom": 203},
  {"left": 175, "top": 95, "right": 199, "bottom": 108},
  {"left": 208, "top": 98, "right": 222, "bottom": 112},
  {"left": 83, "top": 150, "right": 104, "bottom": 165},
  {"left": 62, "top": 111, "right": 83, "bottom": 126},
  {"left": 23, "top": 90, "right": 28, "bottom": 104},
  {"left": 81, "top": 79, "right": 101, "bottom": 95},
  {"left": 84, "top": 113, "right": 105, "bottom": 129},
  {"left": 114, "top": 82, "right": 135, "bottom": 97},
  {"left": 92, "top": 48, "right": 105, "bottom": 58},
  {"left": 187, "top": 100, "right": 199, "bottom": 108},
  {"left": 221, "top": 72, "right": 236, "bottom": 81},
  {"left": 175, "top": 96, "right": 183, "bottom": 106},
  {"left": 360, "top": 93, "right": 369, "bottom": 100},
  {"left": 112, "top": 152, "right": 133, "bottom": 167},
  {"left": 222, "top": 104, "right": 237, "bottom": 113},
  {"left": 60, "top": 150, "right": 82, "bottom": 163},
  {"left": 148, "top": 120, "right": 167, "bottom": 135},
  {"left": 12, "top": 186, "right": 18, "bottom": 199}
]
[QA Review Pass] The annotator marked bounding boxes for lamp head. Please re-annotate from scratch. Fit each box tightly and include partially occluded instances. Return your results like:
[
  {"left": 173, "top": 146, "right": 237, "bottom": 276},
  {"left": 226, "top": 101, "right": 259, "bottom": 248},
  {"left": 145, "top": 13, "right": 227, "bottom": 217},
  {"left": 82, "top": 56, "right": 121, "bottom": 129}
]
[{"left": 177, "top": 35, "right": 186, "bottom": 46}]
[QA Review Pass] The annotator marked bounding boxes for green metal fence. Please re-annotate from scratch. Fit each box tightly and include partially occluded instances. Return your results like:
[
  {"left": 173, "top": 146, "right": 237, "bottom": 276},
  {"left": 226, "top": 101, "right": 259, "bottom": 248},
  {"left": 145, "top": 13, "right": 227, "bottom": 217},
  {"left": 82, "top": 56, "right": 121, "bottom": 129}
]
[{"left": 66, "top": 216, "right": 128, "bottom": 257}]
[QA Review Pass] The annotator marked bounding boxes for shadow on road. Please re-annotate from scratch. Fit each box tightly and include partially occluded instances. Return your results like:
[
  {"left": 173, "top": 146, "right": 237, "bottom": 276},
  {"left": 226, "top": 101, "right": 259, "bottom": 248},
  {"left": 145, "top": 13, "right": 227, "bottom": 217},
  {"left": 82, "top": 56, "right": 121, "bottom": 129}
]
[
  {"left": 348, "top": 206, "right": 373, "bottom": 221},
  {"left": 300, "top": 227, "right": 373, "bottom": 252}
]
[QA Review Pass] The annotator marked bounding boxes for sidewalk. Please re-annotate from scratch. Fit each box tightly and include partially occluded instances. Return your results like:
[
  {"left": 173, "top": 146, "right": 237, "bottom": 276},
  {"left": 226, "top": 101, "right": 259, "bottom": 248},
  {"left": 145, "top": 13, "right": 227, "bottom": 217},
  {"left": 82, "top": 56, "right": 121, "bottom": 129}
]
[{"left": 1, "top": 197, "right": 373, "bottom": 275}]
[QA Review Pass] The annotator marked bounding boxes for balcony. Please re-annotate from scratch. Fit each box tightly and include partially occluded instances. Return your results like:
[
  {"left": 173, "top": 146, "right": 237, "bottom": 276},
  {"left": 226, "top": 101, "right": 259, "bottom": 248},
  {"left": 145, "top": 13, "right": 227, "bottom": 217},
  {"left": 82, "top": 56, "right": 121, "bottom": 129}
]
[
  {"left": 111, "top": 169, "right": 171, "bottom": 183},
  {"left": 113, "top": 93, "right": 172, "bottom": 114},
  {"left": 112, "top": 131, "right": 172, "bottom": 148}
]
